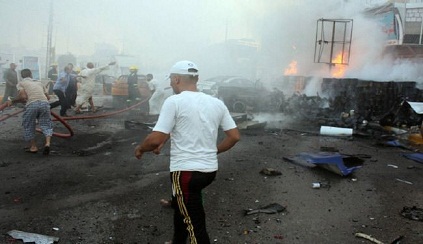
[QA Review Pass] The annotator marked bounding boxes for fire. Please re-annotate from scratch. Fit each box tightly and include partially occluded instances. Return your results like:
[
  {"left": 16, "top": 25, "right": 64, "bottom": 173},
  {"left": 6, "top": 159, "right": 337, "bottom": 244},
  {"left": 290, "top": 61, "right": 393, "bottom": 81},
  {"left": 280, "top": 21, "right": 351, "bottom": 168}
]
[
  {"left": 284, "top": 60, "right": 297, "bottom": 75},
  {"left": 331, "top": 52, "right": 347, "bottom": 78}
]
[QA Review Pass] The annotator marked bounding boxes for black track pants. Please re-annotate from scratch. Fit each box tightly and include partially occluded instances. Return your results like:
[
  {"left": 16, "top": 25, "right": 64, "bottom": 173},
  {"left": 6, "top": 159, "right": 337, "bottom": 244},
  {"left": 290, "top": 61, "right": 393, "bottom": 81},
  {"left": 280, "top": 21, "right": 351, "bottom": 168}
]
[{"left": 170, "top": 171, "right": 216, "bottom": 244}]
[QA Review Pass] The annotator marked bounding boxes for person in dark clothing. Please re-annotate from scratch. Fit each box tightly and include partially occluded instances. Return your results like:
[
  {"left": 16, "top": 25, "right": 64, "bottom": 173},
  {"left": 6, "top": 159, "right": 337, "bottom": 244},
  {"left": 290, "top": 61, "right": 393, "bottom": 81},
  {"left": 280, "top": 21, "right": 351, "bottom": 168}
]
[
  {"left": 127, "top": 65, "right": 139, "bottom": 106},
  {"left": 46, "top": 63, "right": 58, "bottom": 95},
  {"left": 50, "top": 66, "right": 72, "bottom": 117},
  {"left": 2, "top": 63, "right": 19, "bottom": 104}
]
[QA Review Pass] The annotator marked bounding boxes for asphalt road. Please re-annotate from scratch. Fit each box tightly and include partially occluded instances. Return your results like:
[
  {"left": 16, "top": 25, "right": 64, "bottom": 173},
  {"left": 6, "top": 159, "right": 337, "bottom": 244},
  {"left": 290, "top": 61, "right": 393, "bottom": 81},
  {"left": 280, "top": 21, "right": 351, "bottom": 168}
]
[{"left": 0, "top": 106, "right": 422, "bottom": 243}]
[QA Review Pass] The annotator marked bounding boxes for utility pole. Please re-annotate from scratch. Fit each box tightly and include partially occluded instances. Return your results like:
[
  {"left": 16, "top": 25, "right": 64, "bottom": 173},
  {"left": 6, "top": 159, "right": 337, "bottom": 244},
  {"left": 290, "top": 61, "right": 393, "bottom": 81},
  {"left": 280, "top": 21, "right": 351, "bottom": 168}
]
[{"left": 45, "top": 0, "right": 54, "bottom": 78}]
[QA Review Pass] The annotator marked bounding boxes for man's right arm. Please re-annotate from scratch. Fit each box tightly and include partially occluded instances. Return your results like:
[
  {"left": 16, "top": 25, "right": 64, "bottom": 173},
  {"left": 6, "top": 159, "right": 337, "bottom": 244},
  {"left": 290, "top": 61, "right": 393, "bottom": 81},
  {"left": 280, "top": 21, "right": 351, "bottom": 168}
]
[
  {"left": 134, "top": 131, "right": 169, "bottom": 159},
  {"left": 8, "top": 88, "right": 28, "bottom": 106}
]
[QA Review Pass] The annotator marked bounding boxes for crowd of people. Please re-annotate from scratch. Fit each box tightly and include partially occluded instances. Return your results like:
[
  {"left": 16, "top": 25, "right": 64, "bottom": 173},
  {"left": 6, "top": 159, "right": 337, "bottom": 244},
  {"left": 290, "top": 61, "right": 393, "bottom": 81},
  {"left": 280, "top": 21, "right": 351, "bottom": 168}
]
[
  {"left": 2, "top": 60, "right": 241, "bottom": 244},
  {"left": 0, "top": 60, "right": 189, "bottom": 157}
]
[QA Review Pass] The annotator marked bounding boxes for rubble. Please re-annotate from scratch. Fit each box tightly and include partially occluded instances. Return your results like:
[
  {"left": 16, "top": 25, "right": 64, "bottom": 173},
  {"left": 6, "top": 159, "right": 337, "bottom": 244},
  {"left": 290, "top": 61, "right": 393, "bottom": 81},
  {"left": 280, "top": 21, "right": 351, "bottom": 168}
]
[
  {"left": 244, "top": 203, "right": 286, "bottom": 215},
  {"left": 7, "top": 230, "right": 59, "bottom": 244}
]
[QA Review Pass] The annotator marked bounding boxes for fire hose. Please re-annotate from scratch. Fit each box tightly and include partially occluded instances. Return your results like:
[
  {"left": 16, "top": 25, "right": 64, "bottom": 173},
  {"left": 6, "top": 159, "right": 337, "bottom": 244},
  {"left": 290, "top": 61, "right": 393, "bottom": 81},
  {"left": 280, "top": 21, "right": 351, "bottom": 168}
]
[{"left": 0, "top": 97, "right": 150, "bottom": 138}]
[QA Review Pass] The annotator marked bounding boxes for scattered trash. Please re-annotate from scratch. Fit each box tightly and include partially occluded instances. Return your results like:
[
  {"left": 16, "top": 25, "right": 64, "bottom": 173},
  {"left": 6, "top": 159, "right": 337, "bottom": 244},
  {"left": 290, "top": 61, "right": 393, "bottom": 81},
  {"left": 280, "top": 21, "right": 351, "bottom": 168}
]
[
  {"left": 351, "top": 178, "right": 357, "bottom": 182},
  {"left": 283, "top": 156, "right": 317, "bottom": 168},
  {"left": 7, "top": 230, "right": 59, "bottom": 244},
  {"left": 402, "top": 152, "right": 423, "bottom": 164},
  {"left": 244, "top": 203, "right": 286, "bottom": 215},
  {"left": 401, "top": 206, "right": 423, "bottom": 221},
  {"left": 320, "top": 126, "right": 353, "bottom": 137},
  {"left": 395, "top": 178, "right": 413, "bottom": 185},
  {"left": 377, "top": 139, "right": 413, "bottom": 150},
  {"left": 289, "top": 152, "right": 363, "bottom": 176},
  {"left": 408, "top": 133, "right": 423, "bottom": 145},
  {"left": 387, "top": 164, "right": 398, "bottom": 168},
  {"left": 383, "top": 126, "right": 408, "bottom": 135},
  {"left": 259, "top": 168, "right": 282, "bottom": 176},
  {"left": 354, "top": 232, "right": 384, "bottom": 244},
  {"left": 311, "top": 182, "right": 330, "bottom": 189},
  {"left": 52, "top": 227, "right": 59, "bottom": 231}
]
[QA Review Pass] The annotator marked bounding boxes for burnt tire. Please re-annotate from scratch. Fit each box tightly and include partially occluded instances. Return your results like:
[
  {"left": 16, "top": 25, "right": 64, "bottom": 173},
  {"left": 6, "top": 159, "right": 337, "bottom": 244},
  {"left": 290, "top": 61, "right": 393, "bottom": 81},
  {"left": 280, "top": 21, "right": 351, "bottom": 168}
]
[{"left": 233, "top": 101, "right": 247, "bottom": 113}]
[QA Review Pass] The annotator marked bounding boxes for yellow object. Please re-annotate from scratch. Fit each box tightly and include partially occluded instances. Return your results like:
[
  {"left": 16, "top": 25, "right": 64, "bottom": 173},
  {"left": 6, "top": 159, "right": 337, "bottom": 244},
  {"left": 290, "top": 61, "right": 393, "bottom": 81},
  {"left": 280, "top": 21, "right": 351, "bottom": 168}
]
[
  {"left": 408, "top": 133, "right": 423, "bottom": 145},
  {"left": 129, "top": 65, "right": 138, "bottom": 70},
  {"left": 111, "top": 76, "right": 129, "bottom": 96},
  {"left": 111, "top": 83, "right": 128, "bottom": 96},
  {"left": 74, "top": 67, "right": 81, "bottom": 73}
]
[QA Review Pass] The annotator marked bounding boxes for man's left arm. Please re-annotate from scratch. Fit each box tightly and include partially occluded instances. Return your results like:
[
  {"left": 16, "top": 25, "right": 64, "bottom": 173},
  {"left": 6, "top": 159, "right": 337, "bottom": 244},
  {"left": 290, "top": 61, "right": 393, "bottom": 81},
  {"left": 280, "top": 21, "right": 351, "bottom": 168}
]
[{"left": 217, "top": 128, "right": 240, "bottom": 154}]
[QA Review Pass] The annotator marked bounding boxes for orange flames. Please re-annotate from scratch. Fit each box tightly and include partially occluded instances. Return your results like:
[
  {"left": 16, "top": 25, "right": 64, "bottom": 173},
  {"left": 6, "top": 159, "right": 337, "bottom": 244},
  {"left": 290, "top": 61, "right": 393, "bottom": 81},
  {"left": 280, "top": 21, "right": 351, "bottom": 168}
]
[
  {"left": 284, "top": 60, "right": 297, "bottom": 75},
  {"left": 331, "top": 52, "right": 348, "bottom": 78}
]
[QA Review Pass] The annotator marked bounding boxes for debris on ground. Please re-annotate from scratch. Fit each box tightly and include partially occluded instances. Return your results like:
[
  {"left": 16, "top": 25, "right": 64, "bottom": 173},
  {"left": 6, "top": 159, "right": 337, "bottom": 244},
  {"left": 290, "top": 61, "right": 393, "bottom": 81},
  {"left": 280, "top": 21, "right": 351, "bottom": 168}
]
[
  {"left": 289, "top": 152, "right": 363, "bottom": 176},
  {"left": 400, "top": 206, "right": 423, "bottom": 221},
  {"left": 311, "top": 181, "right": 330, "bottom": 189},
  {"left": 259, "top": 167, "right": 282, "bottom": 176},
  {"left": 244, "top": 203, "right": 286, "bottom": 216},
  {"left": 7, "top": 230, "right": 59, "bottom": 244},
  {"left": 396, "top": 178, "right": 413, "bottom": 185},
  {"left": 354, "top": 232, "right": 384, "bottom": 244},
  {"left": 320, "top": 125, "right": 353, "bottom": 137},
  {"left": 402, "top": 152, "right": 423, "bottom": 164},
  {"left": 283, "top": 156, "right": 317, "bottom": 168}
]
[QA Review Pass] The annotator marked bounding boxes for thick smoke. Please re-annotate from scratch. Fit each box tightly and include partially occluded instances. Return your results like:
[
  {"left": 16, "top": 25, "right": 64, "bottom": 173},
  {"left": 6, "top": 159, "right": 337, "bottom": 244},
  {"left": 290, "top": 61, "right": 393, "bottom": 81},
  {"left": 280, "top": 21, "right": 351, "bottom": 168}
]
[{"left": 1, "top": 0, "right": 422, "bottom": 83}]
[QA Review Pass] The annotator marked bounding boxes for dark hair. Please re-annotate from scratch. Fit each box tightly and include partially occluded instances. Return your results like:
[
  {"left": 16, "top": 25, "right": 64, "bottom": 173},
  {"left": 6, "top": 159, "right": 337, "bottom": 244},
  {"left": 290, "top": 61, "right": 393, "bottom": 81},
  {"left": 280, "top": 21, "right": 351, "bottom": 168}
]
[{"left": 21, "top": 69, "right": 32, "bottom": 78}]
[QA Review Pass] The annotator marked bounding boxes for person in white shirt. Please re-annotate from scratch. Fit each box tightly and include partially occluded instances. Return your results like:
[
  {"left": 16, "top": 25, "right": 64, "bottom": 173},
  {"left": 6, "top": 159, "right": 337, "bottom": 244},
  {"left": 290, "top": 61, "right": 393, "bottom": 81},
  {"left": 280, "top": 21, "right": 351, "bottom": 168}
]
[
  {"left": 148, "top": 74, "right": 173, "bottom": 116},
  {"left": 7, "top": 69, "right": 53, "bottom": 155},
  {"left": 74, "top": 61, "right": 115, "bottom": 113},
  {"left": 134, "top": 60, "right": 240, "bottom": 243}
]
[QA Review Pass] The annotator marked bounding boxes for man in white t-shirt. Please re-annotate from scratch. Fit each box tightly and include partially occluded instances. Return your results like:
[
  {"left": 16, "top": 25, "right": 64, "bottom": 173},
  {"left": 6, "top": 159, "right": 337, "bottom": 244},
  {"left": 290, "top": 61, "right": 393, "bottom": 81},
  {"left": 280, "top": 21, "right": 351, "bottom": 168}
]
[{"left": 135, "top": 60, "right": 240, "bottom": 243}]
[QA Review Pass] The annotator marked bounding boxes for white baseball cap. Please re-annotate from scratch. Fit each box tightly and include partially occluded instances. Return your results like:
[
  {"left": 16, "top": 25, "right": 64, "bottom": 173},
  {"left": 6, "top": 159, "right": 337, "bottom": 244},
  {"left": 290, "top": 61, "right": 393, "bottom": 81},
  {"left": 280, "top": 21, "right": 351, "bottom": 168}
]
[{"left": 169, "top": 60, "right": 199, "bottom": 76}]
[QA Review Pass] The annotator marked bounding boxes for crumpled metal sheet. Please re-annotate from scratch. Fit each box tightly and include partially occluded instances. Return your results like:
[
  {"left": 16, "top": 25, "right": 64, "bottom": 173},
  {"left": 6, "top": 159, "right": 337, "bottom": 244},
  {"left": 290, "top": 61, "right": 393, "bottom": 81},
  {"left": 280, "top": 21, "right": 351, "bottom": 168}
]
[{"left": 7, "top": 230, "right": 59, "bottom": 244}]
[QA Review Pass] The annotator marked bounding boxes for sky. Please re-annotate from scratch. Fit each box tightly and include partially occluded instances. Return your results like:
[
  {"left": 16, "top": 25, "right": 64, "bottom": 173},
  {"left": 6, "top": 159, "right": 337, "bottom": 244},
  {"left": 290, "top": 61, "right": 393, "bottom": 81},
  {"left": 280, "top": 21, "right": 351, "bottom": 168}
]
[{"left": 1, "top": 0, "right": 420, "bottom": 83}]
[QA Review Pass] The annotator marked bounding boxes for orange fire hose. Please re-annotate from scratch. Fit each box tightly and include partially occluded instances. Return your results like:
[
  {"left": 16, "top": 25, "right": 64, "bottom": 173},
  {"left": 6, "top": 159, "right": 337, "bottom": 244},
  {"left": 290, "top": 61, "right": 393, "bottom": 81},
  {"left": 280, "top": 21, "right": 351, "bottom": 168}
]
[{"left": 0, "top": 97, "right": 150, "bottom": 138}]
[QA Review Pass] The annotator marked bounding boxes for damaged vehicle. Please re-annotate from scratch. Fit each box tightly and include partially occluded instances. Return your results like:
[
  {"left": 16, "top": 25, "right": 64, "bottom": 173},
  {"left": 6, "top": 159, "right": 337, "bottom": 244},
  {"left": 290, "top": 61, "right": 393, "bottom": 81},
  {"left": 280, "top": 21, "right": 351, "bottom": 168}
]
[{"left": 198, "top": 76, "right": 284, "bottom": 113}]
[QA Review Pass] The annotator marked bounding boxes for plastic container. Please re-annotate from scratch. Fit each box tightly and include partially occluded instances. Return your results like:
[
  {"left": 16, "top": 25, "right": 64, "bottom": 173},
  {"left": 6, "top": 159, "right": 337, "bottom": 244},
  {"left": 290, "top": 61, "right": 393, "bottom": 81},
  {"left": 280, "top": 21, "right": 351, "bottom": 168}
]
[{"left": 320, "top": 126, "right": 353, "bottom": 136}]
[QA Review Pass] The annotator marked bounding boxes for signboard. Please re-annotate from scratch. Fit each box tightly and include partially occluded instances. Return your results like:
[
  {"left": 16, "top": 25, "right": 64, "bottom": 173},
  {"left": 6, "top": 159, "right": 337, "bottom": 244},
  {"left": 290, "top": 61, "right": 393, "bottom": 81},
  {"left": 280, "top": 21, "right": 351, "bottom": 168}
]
[
  {"left": 22, "top": 56, "right": 40, "bottom": 80},
  {"left": 376, "top": 11, "right": 399, "bottom": 45}
]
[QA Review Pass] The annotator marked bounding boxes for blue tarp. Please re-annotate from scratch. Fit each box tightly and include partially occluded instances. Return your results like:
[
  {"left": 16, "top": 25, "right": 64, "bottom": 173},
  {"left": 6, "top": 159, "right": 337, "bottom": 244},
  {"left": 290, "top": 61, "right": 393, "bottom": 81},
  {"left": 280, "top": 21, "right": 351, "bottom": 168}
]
[
  {"left": 296, "top": 152, "right": 363, "bottom": 176},
  {"left": 403, "top": 153, "right": 423, "bottom": 164}
]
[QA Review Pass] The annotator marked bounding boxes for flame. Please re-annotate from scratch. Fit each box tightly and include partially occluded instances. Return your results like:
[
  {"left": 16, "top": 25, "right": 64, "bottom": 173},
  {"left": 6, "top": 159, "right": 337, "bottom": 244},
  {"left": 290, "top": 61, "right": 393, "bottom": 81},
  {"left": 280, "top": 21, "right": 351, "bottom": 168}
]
[
  {"left": 284, "top": 60, "right": 297, "bottom": 75},
  {"left": 331, "top": 52, "right": 347, "bottom": 78}
]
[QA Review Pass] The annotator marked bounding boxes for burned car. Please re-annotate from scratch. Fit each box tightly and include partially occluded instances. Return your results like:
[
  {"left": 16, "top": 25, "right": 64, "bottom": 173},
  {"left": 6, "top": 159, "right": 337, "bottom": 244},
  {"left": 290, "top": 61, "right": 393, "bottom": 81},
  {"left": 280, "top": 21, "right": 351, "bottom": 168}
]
[
  {"left": 109, "top": 74, "right": 150, "bottom": 108},
  {"left": 198, "top": 76, "right": 283, "bottom": 113}
]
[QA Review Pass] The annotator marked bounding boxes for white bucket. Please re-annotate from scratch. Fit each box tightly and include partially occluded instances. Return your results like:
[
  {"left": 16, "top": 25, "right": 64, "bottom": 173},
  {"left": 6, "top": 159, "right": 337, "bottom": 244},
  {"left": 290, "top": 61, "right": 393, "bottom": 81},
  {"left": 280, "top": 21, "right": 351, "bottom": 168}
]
[{"left": 320, "top": 126, "right": 353, "bottom": 136}]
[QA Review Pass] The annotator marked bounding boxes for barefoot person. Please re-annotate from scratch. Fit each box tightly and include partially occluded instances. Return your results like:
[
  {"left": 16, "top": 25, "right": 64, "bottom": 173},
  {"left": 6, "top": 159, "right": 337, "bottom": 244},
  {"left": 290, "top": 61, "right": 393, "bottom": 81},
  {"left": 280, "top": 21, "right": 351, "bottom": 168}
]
[
  {"left": 134, "top": 60, "right": 240, "bottom": 243},
  {"left": 7, "top": 69, "right": 53, "bottom": 155}
]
